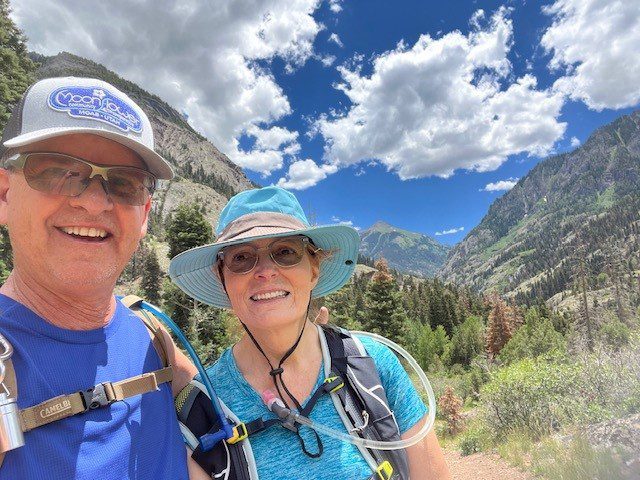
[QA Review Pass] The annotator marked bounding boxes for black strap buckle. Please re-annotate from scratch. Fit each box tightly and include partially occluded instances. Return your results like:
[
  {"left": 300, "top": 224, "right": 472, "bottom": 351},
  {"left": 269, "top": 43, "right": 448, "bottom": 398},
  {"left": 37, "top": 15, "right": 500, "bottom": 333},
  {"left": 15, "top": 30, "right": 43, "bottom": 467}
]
[{"left": 81, "top": 383, "right": 113, "bottom": 410}]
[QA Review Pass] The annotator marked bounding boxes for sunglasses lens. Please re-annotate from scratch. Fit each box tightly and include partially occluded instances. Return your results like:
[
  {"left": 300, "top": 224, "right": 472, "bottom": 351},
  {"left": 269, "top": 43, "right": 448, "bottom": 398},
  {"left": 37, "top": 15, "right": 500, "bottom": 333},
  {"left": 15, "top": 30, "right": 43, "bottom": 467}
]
[
  {"left": 22, "top": 153, "right": 154, "bottom": 206},
  {"left": 223, "top": 245, "right": 258, "bottom": 274},
  {"left": 221, "top": 237, "right": 308, "bottom": 274},
  {"left": 106, "top": 168, "right": 155, "bottom": 206},
  {"left": 270, "top": 238, "right": 305, "bottom": 267},
  {"left": 23, "top": 153, "right": 91, "bottom": 197}
]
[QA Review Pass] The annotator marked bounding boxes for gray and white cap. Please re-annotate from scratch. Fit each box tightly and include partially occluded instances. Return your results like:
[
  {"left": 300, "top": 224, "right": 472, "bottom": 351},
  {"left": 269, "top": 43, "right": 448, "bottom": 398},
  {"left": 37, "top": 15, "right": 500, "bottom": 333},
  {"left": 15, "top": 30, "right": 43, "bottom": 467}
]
[{"left": 1, "top": 77, "right": 173, "bottom": 179}]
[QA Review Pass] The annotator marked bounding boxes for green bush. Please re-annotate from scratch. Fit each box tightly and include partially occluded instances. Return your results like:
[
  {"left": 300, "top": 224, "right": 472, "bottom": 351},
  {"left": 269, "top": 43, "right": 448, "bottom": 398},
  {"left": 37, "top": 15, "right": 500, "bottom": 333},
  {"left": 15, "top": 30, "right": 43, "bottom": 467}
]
[
  {"left": 481, "top": 357, "right": 584, "bottom": 438},
  {"left": 499, "top": 307, "right": 566, "bottom": 365},
  {"left": 531, "top": 436, "right": 639, "bottom": 480},
  {"left": 599, "top": 320, "right": 631, "bottom": 351},
  {"left": 458, "top": 429, "right": 484, "bottom": 456}
]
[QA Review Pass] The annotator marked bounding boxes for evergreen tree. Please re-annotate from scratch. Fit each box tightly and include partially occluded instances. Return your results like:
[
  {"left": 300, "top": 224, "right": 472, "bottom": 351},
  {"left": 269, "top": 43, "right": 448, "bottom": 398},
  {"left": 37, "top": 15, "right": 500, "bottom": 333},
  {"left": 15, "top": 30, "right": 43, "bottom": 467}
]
[
  {"left": 449, "top": 315, "right": 485, "bottom": 367},
  {"left": 485, "top": 296, "right": 515, "bottom": 358},
  {"left": 363, "top": 258, "right": 409, "bottom": 345},
  {"left": 140, "top": 248, "right": 163, "bottom": 304},
  {"left": 0, "top": 0, "right": 37, "bottom": 131},
  {"left": 166, "top": 203, "right": 213, "bottom": 259}
]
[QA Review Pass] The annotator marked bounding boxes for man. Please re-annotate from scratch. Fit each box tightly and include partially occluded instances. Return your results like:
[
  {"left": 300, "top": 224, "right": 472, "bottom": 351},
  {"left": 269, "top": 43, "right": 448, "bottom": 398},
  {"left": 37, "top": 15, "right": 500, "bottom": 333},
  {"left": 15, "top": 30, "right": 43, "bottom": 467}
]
[{"left": 0, "top": 77, "right": 197, "bottom": 479}]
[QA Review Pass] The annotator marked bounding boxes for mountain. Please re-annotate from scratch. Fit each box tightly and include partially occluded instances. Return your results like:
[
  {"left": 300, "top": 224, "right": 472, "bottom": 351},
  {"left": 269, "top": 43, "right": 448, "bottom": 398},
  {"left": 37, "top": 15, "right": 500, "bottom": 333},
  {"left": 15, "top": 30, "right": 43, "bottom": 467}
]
[
  {"left": 31, "top": 52, "right": 255, "bottom": 228},
  {"left": 359, "top": 221, "right": 450, "bottom": 277},
  {"left": 440, "top": 110, "right": 640, "bottom": 302}
]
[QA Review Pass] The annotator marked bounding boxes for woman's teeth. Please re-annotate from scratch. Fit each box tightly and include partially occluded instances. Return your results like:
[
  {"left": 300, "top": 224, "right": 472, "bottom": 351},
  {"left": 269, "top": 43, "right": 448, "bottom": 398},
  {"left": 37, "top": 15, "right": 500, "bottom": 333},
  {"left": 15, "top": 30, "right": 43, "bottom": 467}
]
[
  {"left": 251, "top": 291, "right": 289, "bottom": 301},
  {"left": 60, "top": 226, "right": 108, "bottom": 238}
]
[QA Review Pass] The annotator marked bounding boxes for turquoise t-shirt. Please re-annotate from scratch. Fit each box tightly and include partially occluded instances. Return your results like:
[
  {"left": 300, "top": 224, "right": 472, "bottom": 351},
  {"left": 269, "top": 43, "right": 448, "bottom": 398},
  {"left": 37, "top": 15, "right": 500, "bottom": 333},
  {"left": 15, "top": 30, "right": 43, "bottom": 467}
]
[{"left": 205, "top": 332, "right": 427, "bottom": 480}]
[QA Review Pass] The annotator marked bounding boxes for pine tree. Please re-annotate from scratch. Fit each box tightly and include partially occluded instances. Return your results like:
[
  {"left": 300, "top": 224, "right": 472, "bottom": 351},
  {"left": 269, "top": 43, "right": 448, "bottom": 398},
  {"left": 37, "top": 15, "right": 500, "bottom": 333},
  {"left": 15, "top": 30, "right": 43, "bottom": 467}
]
[
  {"left": 485, "top": 296, "right": 514, "bottom": 358},
  {"left": 166, "top": 203, "right": 213, "bottom": 259},
  {"left": 140, "top": 248, "right": 163, "bottom": 305},
  {"left": 363, "top": 258, "right": 408, "bottom": 344},
  {"left": 0, "top": 0, "right": 37, "bottom": 131}
]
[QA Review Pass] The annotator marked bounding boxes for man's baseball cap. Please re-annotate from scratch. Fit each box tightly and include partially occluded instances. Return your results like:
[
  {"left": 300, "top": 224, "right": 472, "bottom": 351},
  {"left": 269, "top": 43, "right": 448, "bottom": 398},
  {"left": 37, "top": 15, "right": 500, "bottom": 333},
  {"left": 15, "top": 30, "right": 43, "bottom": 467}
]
[{"left": 1, "top": 77, "right": 173, "bottom": 179}]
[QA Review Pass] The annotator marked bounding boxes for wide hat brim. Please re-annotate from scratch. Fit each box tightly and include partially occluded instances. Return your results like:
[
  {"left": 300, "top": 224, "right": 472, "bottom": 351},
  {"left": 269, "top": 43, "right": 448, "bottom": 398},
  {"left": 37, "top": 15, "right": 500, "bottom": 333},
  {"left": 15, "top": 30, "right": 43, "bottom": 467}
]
[
  {"left": 3, "top": 127, "right": 173, "bottom": 180},
  {"left": 169, "top": 224, "right": 360, "bottom": 308}
]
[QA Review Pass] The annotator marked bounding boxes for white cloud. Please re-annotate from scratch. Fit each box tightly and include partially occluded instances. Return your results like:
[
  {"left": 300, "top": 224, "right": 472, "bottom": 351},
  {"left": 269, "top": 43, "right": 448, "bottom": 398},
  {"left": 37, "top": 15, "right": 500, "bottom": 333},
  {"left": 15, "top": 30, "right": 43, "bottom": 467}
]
[
  {"left": 315, "top": 8, "right": 566, "bottom": 180},
  {"left": 320, "top": 54, "right": 337, "bottom": 67},
  {"left": 277, "top": 159, "right": 338, "bottom": 190},
  {"left": 328, "top": 0, "right": 343, "bottom": 13},
  {"left": 482, "top": 178, "right": 519, "bottom": 192},
  {"left": 435, "top": 226, "right": 464, "bottom": 236},
  {"left": 11, "top": 0, "right": 323, "bottom": 176},
  {"left": 328, "top": 33, "right": 344, "bottom": 47},
  {"left": 570, "top": 136, "right": 580, "bottom": 147},
  {"left": 541, "top": 0, "right": 640, "bottom": 110}
]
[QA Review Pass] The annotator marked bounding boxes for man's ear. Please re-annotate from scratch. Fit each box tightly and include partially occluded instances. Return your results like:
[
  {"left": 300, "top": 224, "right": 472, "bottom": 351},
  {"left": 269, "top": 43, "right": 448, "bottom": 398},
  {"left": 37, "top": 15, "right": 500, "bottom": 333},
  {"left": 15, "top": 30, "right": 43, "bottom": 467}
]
[
  {"left": 139, "top": 196, "right": 152, "bottom": 239},
  {"left": 0, "top": 168, "right": 12, "bottom": 225}
]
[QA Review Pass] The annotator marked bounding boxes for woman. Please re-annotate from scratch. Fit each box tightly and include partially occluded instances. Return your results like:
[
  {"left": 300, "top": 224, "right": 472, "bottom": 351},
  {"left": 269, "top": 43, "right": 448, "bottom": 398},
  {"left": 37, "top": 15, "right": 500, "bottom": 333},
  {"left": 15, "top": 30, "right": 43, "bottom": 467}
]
[{"left": 170, "top": 186, "right": 450, "bottom": 480}]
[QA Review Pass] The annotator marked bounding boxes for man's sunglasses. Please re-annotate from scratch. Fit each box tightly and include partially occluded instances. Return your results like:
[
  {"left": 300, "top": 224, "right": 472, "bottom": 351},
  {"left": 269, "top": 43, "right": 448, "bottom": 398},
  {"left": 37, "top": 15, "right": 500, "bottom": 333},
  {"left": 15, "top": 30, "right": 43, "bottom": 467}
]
[
  {"left": 218, "top": 236, "right": 319, "bottom": 274},
  {"left": 4, "top": 152, "right": 156, "bottom": 206}
]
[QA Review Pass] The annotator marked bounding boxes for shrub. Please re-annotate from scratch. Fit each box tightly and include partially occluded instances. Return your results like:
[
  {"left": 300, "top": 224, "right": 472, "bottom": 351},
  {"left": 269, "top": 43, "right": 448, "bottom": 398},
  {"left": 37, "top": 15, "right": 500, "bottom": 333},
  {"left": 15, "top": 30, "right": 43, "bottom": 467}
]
[
  {"left": 499, "top": 307, "right": 566, "bottom": 365},
  {"left": 458, "top": 430, "right": 483, "bottom": 456},
  {"left": 599, "top": 320, "right": 631, "bottom": 351},
  {"left": 438, "top": 386, "right": 464, "bottom": 435},
  {"left": 531, "top": 436, "right": 639, "bottom": 480},
  {"left": 481, "top": 357, "right": 583, "bottom": 439}
]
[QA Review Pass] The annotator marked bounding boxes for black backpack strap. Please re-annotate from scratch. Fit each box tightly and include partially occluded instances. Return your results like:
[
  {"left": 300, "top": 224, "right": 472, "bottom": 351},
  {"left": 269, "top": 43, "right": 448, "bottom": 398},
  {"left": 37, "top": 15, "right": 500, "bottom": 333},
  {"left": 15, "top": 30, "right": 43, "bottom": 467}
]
[
  {"left": 321, "top": 325, "right": 410, "bottom": 480},
  {"left": 175, "top": 380, "right": 257, "bottom": 480}
]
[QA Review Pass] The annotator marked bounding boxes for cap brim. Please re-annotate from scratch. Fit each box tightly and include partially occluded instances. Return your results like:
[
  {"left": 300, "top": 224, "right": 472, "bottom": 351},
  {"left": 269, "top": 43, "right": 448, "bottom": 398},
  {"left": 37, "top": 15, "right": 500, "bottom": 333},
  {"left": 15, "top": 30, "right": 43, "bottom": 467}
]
[
  {"left": 169, "top": 225, "right": 360, "bottom": 309},
  {"left": 3, "top": 127, "right": 173, "bottom": 179}
]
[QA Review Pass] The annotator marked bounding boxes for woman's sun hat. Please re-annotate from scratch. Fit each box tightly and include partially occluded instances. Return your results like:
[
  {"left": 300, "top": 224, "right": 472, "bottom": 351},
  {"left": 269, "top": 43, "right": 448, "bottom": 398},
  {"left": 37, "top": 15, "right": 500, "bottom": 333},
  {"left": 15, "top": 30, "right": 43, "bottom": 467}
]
[{"left": 169, "top": 186, "right": 360, "bottom": 308}]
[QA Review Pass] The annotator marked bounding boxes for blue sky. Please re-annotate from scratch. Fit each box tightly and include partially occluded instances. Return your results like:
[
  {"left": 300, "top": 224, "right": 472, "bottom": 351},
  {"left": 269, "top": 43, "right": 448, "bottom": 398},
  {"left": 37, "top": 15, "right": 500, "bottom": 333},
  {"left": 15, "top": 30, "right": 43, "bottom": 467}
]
[{"left": 11, "top": 0, "right": 640, "bottom": 245}]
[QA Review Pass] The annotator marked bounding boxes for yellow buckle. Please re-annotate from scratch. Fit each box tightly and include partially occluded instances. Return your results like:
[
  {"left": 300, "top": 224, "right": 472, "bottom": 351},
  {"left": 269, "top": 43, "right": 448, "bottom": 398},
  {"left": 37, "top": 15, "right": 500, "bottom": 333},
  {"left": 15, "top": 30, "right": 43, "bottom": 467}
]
[
  {"left": 227, "top": 423, "right": 248, "bottom": 444},
  {"left": 376, "top": 461, "right": 393, "bottom": 480},
  {"left": 324, "top": 375, "right": 344, "bottom": 393}
]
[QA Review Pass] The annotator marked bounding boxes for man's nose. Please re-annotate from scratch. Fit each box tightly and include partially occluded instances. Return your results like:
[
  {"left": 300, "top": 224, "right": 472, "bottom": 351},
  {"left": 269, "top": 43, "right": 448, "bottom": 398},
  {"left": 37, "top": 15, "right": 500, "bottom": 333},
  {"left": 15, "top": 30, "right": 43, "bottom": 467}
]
[{"left": 67, "top": 176, "right": 114, "bottom": 214}]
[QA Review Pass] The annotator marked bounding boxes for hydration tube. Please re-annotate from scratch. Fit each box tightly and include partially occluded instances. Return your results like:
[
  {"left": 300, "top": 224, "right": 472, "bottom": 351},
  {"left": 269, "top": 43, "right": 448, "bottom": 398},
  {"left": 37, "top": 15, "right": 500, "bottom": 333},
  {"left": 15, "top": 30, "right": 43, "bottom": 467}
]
[
  {"left": 139, "top": 301, "right": 234, "bottom": 451},
  {"left": 265, "top": 331, "right": 436, "bottom": 451}
]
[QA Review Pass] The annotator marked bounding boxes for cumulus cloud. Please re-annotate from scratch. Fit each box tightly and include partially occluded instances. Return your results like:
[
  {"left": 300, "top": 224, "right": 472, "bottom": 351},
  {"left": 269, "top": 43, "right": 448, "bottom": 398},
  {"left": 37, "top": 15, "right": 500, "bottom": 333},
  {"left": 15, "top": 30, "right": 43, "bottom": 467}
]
[
  {"left": 328, "top": 33, "right": 344, "bottom": 47},
  {"left": 435, "top": 227, "right": 464, "bottom": 236},
  {"left": 314, "top": 7, "right": 566, "bottom": 180},
  {"left": 481, "top": 178, "right": 519, "bottom": 192},
  {"left": 11, "top": 0, "right": 322, "bottom": 175},
  {"left": 541, "top": 0, "right": 640, "bottom": 110},
  {"left": 328, "top": 0, "right": 343, "bottom": 13},
  {"left": 570, "top": 136, "right": 580, "bottom": 147},
  {"left": 277, "top": 159, "right": 338, "bottom": 190},
  {"left": 319, "top": 54, "right": 337, "bottom": 67}
]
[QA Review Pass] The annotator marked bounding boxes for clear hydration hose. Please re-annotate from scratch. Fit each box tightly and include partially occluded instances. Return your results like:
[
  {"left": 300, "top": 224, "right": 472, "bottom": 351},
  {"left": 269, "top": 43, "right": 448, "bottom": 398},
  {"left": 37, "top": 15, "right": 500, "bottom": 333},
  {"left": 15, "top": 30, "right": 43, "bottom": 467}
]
[{"left": 265, "top": 331, "right": 436, "bottom": 451}]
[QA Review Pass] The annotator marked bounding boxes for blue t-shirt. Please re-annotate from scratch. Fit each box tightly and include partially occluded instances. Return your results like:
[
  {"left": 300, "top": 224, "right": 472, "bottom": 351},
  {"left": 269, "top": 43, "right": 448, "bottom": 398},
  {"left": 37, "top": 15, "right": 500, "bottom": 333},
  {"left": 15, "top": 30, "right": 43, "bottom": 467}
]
[
  {"left": 0, "top": 294, "right": 188, "bottom": 480},
  {"left": 205, "top": 331, "right": 427, "bottom": 480}
]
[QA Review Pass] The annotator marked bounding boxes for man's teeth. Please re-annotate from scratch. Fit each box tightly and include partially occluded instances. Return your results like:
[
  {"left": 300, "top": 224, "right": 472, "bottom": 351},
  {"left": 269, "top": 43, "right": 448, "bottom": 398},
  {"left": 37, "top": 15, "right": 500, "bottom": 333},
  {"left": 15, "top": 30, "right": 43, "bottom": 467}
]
[
  {"left": 60, "top": 226, "right": 108, "bottom": 238},
  {"left": 251, "top": 291, "right": 288, "bottom": 301}
]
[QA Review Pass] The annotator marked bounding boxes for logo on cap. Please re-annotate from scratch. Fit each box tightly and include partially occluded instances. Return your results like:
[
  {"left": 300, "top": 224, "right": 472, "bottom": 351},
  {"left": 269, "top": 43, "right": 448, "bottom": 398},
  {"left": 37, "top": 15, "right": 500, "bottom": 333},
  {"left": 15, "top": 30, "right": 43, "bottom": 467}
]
[{"left": 48, "top": 86, "right": 143, "bottom": 133}]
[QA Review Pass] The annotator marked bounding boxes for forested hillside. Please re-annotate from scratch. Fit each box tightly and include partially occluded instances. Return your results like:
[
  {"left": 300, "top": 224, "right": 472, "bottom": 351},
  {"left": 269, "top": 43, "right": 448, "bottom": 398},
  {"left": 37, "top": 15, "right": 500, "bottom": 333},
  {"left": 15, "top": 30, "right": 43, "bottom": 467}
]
[
  {"left": 441, "top": 111, "right": 640, "bottom": 307},
  {"left": 359, "top": 221, "right": 450, "bottom": 277}
]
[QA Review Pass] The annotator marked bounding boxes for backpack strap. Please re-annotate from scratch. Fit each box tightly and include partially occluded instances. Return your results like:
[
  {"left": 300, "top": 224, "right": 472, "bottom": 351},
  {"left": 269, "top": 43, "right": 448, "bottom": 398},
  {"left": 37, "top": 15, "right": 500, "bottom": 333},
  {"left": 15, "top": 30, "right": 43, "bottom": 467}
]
[
  {"left": 120, "top": 295, "right": 171, "bottom": 368},
  {"left": 3, "top": 296, "right": 173, "bottom": 437},
  {"left": 320, "top": 324, "right": 410, "bottom": 480},
  {"left": 0, "top": 356, "right": 17, "bottom": 467}
]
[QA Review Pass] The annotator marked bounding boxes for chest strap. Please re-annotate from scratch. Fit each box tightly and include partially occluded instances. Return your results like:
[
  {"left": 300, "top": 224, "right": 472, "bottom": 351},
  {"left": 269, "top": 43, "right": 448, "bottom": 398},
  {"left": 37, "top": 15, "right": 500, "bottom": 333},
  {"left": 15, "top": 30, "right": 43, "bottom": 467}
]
[{"left": 19, "top": 366, "right": 172, "bottom": 432}]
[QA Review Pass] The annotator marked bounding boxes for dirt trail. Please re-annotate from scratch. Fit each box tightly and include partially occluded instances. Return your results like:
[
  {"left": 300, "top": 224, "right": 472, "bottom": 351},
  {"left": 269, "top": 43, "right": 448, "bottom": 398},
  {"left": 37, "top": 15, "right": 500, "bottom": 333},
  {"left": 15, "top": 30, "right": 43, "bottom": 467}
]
[{"left": 443, "top": 449, "right": 533, "bottom": 480}]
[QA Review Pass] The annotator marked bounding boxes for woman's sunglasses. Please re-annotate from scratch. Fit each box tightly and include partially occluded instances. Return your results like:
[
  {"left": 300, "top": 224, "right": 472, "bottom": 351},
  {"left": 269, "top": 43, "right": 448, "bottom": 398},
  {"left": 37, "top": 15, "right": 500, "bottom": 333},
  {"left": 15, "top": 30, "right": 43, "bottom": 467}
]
[
  {"left": 4, "top": 152, "right": 156, "bottom": 206},
  {"left": 218, "top": 236, "right": 319, "bottom": 274}
]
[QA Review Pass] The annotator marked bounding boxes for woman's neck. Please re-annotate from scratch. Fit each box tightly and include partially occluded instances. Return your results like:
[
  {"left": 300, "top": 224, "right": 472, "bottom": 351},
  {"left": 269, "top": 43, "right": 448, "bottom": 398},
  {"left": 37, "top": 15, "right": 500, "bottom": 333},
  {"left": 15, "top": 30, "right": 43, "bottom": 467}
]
[{"left": 234, "top": 318, "right": 323, "bottom": 382}]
